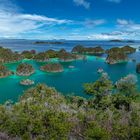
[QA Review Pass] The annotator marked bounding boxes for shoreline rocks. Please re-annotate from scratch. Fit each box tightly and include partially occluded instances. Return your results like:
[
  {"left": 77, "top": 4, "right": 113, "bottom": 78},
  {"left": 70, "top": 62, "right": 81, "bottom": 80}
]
[{"left": 20, "top": 79, "right": 35, "bottom": 86}]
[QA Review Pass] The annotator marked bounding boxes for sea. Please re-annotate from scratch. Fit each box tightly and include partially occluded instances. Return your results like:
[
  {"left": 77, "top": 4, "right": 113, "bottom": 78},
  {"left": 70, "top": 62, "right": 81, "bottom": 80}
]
[{"left": 0, "top": 39, "right": 140, "bottom": 103}]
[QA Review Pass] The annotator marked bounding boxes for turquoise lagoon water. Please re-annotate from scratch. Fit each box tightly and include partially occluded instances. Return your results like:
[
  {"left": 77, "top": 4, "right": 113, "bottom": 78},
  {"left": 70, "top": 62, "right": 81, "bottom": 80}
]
[{"left": 0, "top": 40, "right": 140, "bottom": 103}]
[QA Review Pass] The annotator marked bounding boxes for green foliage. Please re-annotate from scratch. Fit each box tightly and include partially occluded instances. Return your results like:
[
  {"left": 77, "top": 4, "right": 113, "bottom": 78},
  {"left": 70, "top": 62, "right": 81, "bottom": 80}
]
[
  {"left": 21, "top": 50, "right": 36, "bottom": 59},
  {"left": 45, "top": 50, "right": 58, "bottom": 58},
  {"left": 84, "top": 121, "right": 111, "bottom": 140},
  {"left": 0, "top": 73, "right": 140, "bottom": 139},
  {"left": 72, "top": 45, "right": 105, "bottom": 54},
  {"left": 34, "top": 52, "right": 49, "bottom": 62},
  {"left": 84, "top": 72, "right": 113, "bottom": 96},
  {"left": 115, "top": 74, "right": 138, "bottom": 98}
]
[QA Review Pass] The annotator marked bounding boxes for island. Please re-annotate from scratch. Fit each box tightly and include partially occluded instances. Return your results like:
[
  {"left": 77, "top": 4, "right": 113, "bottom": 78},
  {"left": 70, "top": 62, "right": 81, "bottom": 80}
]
[
  {"left": 0, "top": 47, "right": 22, "bottom": 63},
  {"left": 121, "top": 45, "right": 136, "bottom": 54},
  {"left": 110, "top": 40, "right": 135, "bottom": 43},
  {"left": 58, "top": 49, "right": 76, "bottom": 62},
  {"left": 72, "top": 45, "right": 105, "bottom": 55},
  {"left": 106, "top": 48, "right": 128, "bottom": 64},
  {"left": 45, "top": 49, "right": 58, "bottom": 58},
  {"left": 0, "top": 64, "right": 13, "bottom": 78},
  {"left": 109, "top": 39, "right": 123, "bottom": 42},
  {"left": 34, "top": 52, "right": 49, "bottom": 62},
  {"left": 21, "top": 50, "right": 36, "bottom": 59},
  {"left": 40, "top": 63, "right": 64, "bottom": 73},
  {"left": 16, "top": 63, "right": 35, "bottom": 76},
  {"left": 20, "top": 79, "right": 35, "bottom": 86},
  {"left": 33, "top": 41, "right": 64, "bottom": 45}
]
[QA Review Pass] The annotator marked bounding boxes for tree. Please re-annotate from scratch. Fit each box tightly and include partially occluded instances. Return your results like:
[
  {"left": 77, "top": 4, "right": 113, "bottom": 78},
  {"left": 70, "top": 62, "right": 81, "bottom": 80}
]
[
  {"left": 115, "top": 74, "right": 138, "bottom": 98},
  {"left": 84, "top": 72, "right": 113, "bottom": 109}
]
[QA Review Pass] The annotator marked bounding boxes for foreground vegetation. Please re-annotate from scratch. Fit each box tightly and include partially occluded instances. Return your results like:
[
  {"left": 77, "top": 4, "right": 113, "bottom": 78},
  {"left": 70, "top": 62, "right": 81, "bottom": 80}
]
[{"left": 0, "top": 72, "right": 140, "bottom": 140}]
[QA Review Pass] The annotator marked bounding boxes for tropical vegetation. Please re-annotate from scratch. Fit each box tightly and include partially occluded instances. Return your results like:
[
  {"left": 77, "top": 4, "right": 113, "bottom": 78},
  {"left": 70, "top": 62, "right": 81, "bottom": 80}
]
[{"left": 0, "top": 72, "right": 140, "bottom": 140}]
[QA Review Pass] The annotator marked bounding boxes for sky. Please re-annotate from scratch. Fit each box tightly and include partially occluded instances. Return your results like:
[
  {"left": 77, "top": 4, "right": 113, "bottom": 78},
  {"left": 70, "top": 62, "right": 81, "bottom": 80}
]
[{"left": 0, "top": 0, "right": 140, "bottom": 40}]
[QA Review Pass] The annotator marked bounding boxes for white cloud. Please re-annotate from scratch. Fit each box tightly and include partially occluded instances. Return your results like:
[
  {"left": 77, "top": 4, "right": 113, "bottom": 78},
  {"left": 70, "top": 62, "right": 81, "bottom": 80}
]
[
  {"left": 117, "top": 19, "right": 140, "bottom": 31},
  {"left": 89, "top": 34, "right": 122, "bottom": 40},
  {"left": 84, "top": 19, "right": 106, "bottom": 27},
  {"left": 18, "top": 14, "right": 71, "bottom": 24},
  {"left": 73, "top": 0, "right": 90, "bottom": 9},
  {"left": 106, "top": 0, "right": 122, "bottom": 3},
  {"left": 0, "top": 0, "right": 71, "bottom": 38},
  {"left": 117, "top": 19, "right": 133, "bottom": 25}
]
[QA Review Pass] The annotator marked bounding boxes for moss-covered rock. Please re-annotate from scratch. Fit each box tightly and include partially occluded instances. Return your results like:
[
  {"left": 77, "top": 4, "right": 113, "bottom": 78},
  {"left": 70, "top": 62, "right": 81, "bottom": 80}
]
[
  {"left": 16, "top": 63, "right": 35, "bottom": 76},
  {"left": 40, "top": 63, "right": 64, "bottom": 73}
]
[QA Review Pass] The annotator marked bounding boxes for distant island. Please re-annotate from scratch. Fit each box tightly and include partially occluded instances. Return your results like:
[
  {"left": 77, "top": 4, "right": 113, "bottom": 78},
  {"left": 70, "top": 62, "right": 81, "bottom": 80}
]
[
  {"left": 110, "top": 40, "right": 135, "bottom": 43},
  {"left": 33, "top": 41, "right": 64, "bottom": 45}
]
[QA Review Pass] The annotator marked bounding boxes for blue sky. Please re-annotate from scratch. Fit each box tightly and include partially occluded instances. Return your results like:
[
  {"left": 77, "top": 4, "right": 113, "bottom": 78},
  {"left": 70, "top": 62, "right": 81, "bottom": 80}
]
[{"left": 0, "top": 0, "right": 140, "bottom": 40}]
